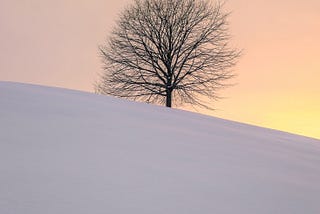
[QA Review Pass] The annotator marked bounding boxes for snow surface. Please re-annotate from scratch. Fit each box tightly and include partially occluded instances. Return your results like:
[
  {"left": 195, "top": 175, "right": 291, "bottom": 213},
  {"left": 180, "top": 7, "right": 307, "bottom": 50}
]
[{"left": 1, "top": 81, "right": 320, "bottom": 214}]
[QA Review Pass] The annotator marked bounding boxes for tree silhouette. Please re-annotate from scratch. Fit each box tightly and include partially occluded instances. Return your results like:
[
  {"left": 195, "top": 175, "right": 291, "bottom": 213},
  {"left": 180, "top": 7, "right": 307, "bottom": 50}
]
[{"left": 96, "top": 0, "right": 240, "bottom": 108}]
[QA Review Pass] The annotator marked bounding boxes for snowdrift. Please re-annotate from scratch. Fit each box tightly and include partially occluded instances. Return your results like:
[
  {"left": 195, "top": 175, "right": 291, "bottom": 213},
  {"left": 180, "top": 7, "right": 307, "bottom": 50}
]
[{"left": 1, "top": 81, "right": 320, "bottom": 214}]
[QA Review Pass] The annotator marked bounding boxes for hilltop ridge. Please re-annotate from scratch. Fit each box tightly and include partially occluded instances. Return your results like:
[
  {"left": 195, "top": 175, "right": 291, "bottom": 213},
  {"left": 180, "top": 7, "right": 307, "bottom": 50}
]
[{"left": 1, "top": 81, "right": 320, "bottom": 214}]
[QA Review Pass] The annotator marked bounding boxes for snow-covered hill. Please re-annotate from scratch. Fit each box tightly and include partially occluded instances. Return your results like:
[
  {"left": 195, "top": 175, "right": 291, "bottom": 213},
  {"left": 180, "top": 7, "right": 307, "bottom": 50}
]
[{"left": 1, "top": 81, "right": 320, "bottom": 214}]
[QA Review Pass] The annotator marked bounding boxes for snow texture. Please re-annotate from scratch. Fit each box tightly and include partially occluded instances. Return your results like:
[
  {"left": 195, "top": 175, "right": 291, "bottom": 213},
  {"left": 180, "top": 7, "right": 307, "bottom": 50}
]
[{"left": 1, "top": 81, "right": 320, "bottom": 214}]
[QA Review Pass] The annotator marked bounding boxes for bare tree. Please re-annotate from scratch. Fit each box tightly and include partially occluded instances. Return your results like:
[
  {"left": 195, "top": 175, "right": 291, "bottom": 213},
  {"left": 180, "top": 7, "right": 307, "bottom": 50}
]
[{"left": 96, "top": 0, "right": 240, "bottom": 108}]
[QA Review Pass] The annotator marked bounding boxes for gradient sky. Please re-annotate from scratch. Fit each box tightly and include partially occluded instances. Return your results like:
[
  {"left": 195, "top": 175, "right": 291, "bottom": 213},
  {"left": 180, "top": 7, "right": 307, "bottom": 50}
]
[{"left": 1, "top": 0, "right": 319, "bottom": 139}]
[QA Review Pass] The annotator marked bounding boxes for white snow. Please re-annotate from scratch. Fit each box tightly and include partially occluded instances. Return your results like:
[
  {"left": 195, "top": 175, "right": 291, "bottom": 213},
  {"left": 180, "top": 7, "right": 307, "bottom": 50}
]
[{"left": 1, "top": 81, "right": 320, "bottom": 214}]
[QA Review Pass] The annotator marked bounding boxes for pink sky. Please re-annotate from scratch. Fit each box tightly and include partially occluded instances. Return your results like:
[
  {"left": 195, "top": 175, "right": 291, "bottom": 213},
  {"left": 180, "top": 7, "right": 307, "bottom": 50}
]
[{"left": 1, "top": 0, "right": 319, "bottom": 139}]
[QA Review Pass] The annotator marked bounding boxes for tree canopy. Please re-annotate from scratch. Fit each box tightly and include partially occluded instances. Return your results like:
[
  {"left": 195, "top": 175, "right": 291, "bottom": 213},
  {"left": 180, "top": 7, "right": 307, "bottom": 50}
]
[{"left": 96, "top": 0, "right": 240, "bottom": 108}]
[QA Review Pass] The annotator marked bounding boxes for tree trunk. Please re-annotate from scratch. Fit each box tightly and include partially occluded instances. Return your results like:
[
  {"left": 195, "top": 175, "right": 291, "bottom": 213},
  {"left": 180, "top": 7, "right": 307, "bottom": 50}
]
[{"left": 166, "top": 89, "right": 172, "bottom": 108}]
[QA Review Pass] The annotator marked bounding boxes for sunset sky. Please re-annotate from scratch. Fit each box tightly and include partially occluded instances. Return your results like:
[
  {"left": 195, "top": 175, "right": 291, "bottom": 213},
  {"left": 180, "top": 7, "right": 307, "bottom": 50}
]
[{"left": 0, "top": 0, "right": 319, "bottom": 139}]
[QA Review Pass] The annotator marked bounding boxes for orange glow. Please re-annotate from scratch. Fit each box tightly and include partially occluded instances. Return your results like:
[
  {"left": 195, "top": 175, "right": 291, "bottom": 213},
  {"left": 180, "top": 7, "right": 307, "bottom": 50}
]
[{"left": 204, "top": 0, "right": 320, "bottom": 139}]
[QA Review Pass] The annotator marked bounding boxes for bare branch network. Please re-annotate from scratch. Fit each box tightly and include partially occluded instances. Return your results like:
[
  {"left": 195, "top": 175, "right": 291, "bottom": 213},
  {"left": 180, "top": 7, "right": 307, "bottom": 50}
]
[{"left": 96, "top": 0, "right": 240, "bottom": 108}]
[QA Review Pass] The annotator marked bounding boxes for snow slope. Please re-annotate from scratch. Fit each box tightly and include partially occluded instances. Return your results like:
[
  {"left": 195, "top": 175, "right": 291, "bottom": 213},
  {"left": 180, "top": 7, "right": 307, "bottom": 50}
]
[{"left": 1, "top": 81, "right": 320, "bottom": 214}]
